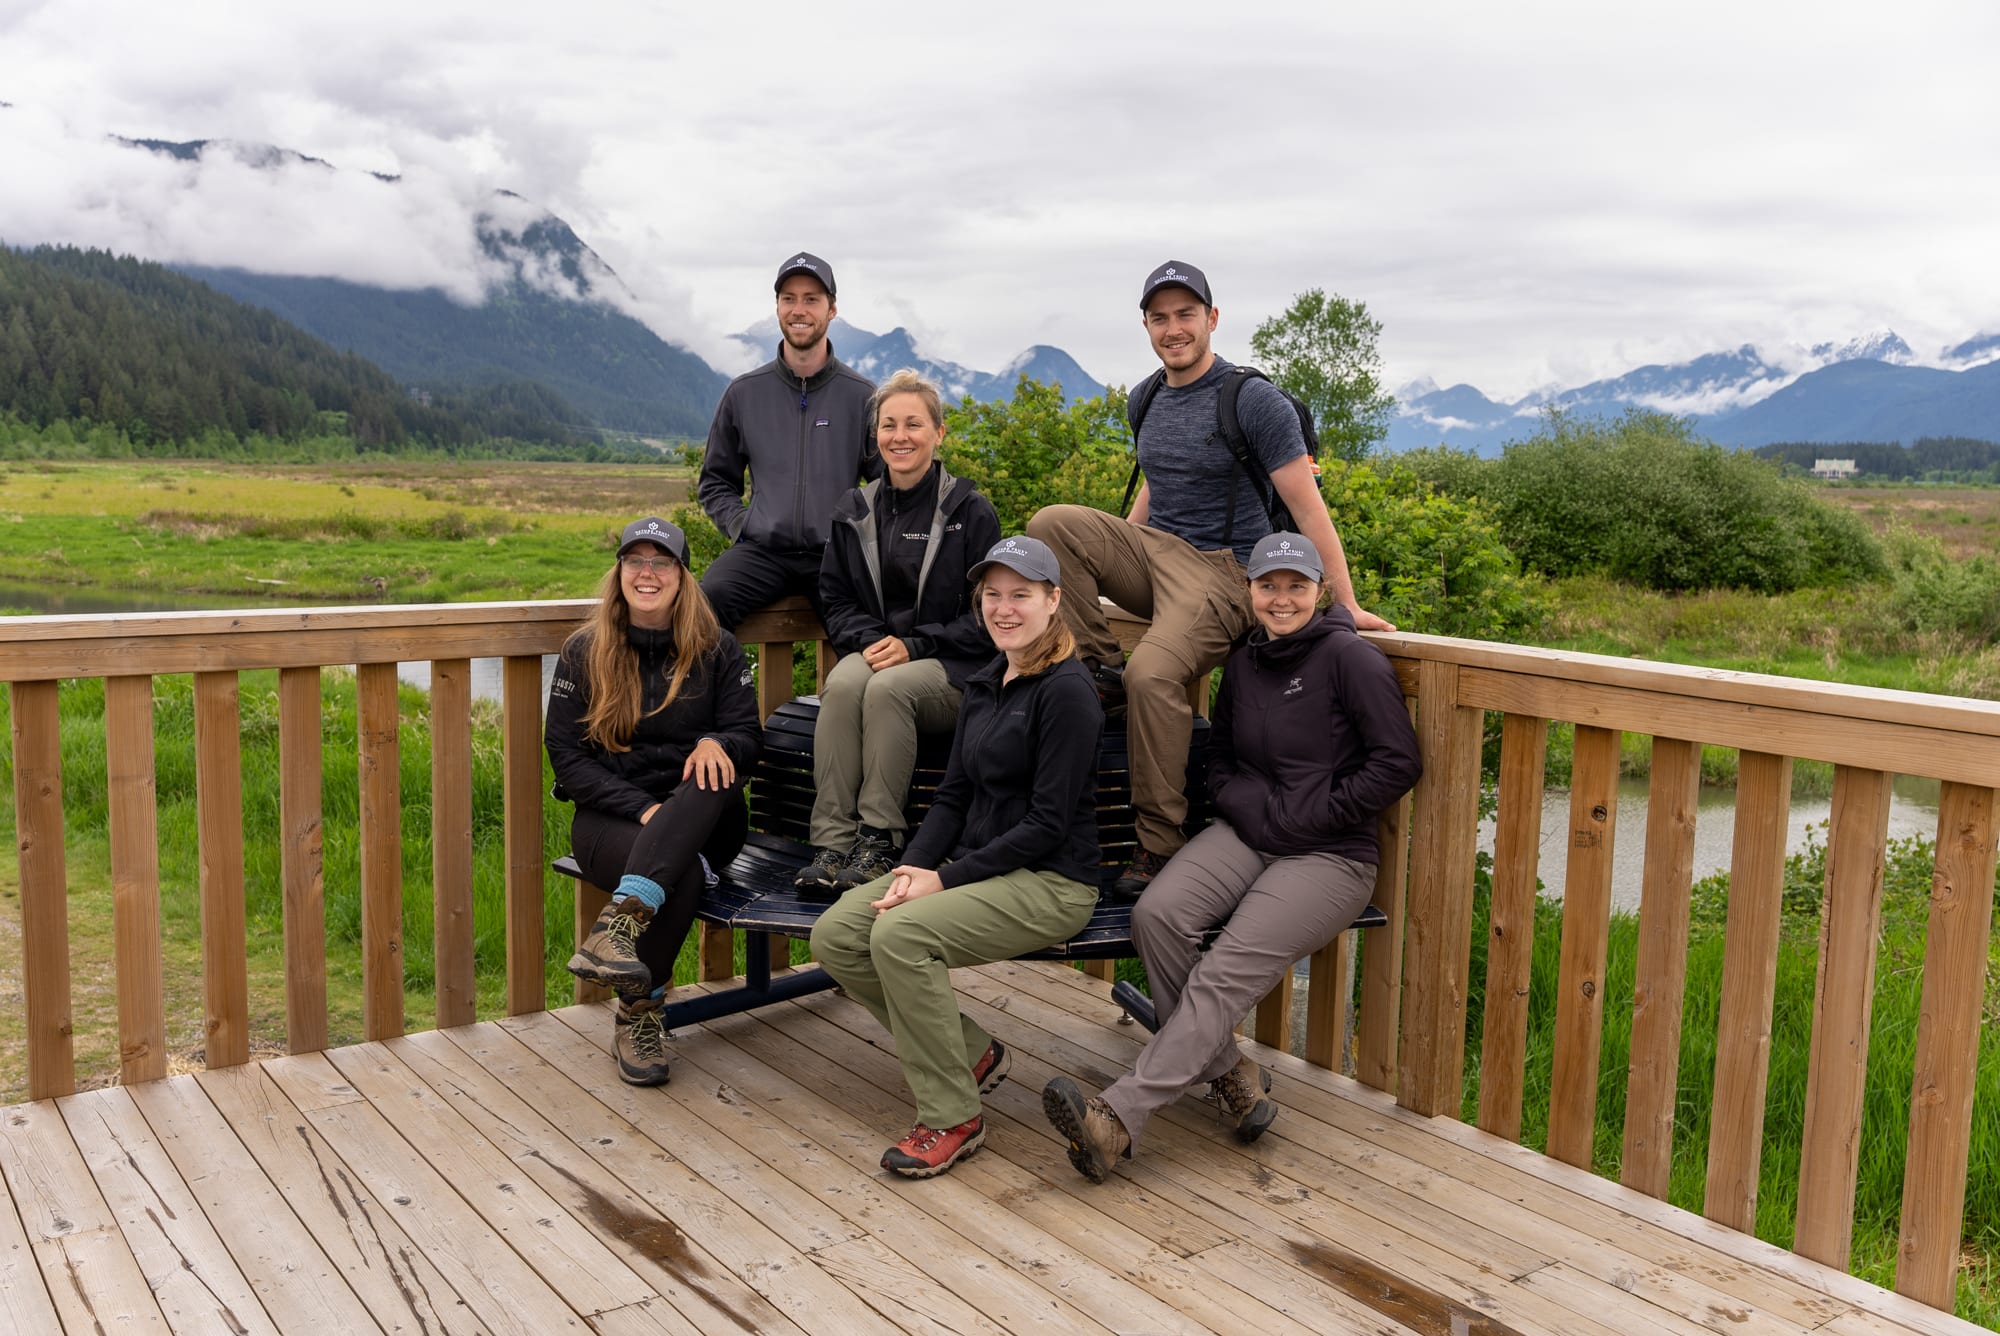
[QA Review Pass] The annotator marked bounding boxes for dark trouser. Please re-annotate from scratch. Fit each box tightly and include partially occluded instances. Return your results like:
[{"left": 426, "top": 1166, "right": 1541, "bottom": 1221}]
[
  {"left": 571, "top": 780, "right": 748, "bottom": 984},
  {"left": 1104, "top": 820, "right": 1376, "bottom": 1150},
  {"left": 700, "top": 541, "right": 825, "bottom": 632}
]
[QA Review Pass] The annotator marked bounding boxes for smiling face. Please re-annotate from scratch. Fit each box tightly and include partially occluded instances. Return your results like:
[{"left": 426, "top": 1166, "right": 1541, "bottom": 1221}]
[
  {"left": 1250, "top": 569, "right": 1320, "bottom": 638},
  {"left": 776, "top": 273, "right": 834, "bottom": 353},
  {"left": 1142, "top": 287, "right": 1219, "bottom": 384},
  {"left": 619, "top": 542, "right": 683, "bottom": 628},
  {"left": 979, "top": 566, "right": 1060, "bottom": 660},
  {"left": 876, "top": 390, "right": 943, "bottom": 488}
]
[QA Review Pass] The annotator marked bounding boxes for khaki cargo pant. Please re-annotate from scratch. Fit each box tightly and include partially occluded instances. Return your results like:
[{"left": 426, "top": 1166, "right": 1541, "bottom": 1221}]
[
  {"left": 1026, "top": 503, "right": 1254, "bottom": 855},
  {"left": 809, "top": 867, "right": 1098, "bottom": 1128},
  {"left": 809, "top": 654, "right": 961, "bottom": 848}
]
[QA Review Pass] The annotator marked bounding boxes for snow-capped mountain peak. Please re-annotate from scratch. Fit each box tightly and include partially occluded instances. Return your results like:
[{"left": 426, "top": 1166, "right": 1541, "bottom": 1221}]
[{"left": 1808, "top": 329, "right": 1915, "bottom": 366}]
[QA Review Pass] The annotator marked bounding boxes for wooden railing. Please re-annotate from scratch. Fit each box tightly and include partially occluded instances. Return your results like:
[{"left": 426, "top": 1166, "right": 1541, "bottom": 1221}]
[{"left": 3, "top": 603, "right": 1997, "bottom": 1312}]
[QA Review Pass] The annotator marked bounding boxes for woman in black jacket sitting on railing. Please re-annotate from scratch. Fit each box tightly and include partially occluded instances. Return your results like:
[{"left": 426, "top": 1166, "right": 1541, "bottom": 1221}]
[
  {"left": 793, "top": 368, "right": 1001, "bottom": 895},
  {"left": 547, "top": 516, "right": 762, "bottom": 1088}
]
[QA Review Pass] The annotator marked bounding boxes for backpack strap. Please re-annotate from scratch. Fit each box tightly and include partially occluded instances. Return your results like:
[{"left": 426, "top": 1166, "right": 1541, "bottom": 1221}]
[
  {"left": 1215, "top": 367, "right": 1288, "bottom": 542},
  {"left": 1121, "top": 368, "right": 1167, "bottom": 518}
]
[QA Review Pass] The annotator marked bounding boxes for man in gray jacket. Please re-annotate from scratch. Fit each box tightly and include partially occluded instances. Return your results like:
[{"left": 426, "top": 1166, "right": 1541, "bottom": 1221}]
[{"left": 697, "top": 252, "right": 878, "bottom": 629}]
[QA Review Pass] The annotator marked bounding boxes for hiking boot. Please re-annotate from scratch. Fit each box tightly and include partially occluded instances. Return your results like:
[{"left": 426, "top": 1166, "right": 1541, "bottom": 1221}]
[
  {"left": 793, "top": 846, "right": 848, "bottom": 897},
  {"left": 881, "top": 1117, "right": 985, "bottom": 1178},
  {"left": 1087, "top": 660, "right": 1127, "bottom": 724},
  {"left": 835, "top": 831, "right": 900, "bottom": 889},
  {"left": 1109, "top": 846, "right": 1172, "bottom": 901},
  {"left": 613, "top": 993, "right": 672, "bottom": 1087},
  {"left": 971, "top": 1039, "right": 1011, "bottom": 1094},
  {"left": 568, "top": 896, "right": 653, "bottom": 991},
  {"left": 1041, "top": 1076, "right": 1130, "bottom": 1184},
  {"left": 1211, "top": 1052, "right": 1278, "bottom": 1143}
]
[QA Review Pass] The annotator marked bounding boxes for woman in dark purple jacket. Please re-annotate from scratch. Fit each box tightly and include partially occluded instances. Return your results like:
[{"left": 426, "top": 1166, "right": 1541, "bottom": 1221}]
[{"left": 1043, "top": 531, "right": 1421, "bottom": 1182}]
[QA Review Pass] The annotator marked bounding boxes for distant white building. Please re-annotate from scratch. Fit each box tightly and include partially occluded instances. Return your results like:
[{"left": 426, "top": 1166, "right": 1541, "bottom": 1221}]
[{"left": 1811, "top": 458, "right": 1859, "bottom": 479}]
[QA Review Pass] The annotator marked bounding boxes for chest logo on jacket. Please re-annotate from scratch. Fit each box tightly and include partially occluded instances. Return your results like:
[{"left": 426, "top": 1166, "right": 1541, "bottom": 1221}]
[{"left": 1284, "top": 676, "right": 1304, "bottom": 696}]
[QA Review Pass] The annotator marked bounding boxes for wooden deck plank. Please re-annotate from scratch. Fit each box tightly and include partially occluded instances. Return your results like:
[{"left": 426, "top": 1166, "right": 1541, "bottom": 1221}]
[
  {"left": 541, "top": 1004, "right": 1115, "bottom": 1336},
  {"left": 384, "top": 1026, "right": 813, "bottom": 1336},
  {"left": 58, "top": 1086, "right": 279, "bottom": 1333},
  {"left": 259, "top": 1052, "right": 592, "bottom": 1334},
  {"left": 977, "top": 960, "right": 1904, "bottom": 1336},
  {"left": 1186, "top": 1238, "right": 1423, "bottom": 1336},
  {"left": 192, "top": 1064, "right": 485, "bottom": 1335},
  {"left": 732, "top": 994, "right": 1324, "bottom": 1336},
  {"left": 807, "top": 1238, "right": 1019, "bottom": 1336},
  {"left": 123, "top": 1075, "right": 382, "bottom": 1333},
  {"left": 0, "top": 1097, "right": 170, "bottom": 1332},
  {"left": 0, "top": 1133, "right": 63, "bottom": 1334}
]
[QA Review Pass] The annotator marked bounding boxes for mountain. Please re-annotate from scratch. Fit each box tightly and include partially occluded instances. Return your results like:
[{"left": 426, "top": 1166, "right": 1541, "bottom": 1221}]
[
  {"left": 109, "top": 137, "right": 726, "bottom": 439},
  {"left": 1943, "top": 332, "right": 2000, "bottom": 369},
  {"left": 0, "top": 244, "right": 593, "bottom": 448},
  {"left": 1707, "top": 359, "right": 2000, "bottom": 447},
  {"left": 729, "top": 320, "right": 1106, "bottom": 404}
]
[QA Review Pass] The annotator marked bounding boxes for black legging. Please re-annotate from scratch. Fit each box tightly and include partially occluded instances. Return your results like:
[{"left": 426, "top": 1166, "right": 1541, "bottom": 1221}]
[{"left": 571, "top": 778, "right": 750, "bottom": 984}]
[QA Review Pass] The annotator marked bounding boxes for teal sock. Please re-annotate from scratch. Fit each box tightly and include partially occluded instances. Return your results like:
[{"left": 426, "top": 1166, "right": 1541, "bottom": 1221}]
[
  {"left": 650, "top": 982, "right": 668, "bottom": 1000},
  {"left": 614, "top": 873, "right": 665, "bottom": 912}
]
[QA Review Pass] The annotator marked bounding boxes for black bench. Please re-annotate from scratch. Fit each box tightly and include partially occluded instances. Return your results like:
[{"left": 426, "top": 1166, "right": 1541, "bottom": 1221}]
[{"left": 555, "top": 696, "right": 1384, "bottom": 1029}]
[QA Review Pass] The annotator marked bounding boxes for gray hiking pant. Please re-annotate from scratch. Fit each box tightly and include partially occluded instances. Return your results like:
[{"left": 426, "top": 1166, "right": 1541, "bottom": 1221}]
[
  {"left": 809, "top": 654, "right": 961, "bottom": 848},
  {"left": 1104, "top": 820, "right": 1376, "bottom": 1150}
]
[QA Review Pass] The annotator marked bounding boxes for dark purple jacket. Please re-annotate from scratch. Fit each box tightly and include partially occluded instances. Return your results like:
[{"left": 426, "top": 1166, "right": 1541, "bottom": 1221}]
[{"left": 1208, "top": 607, "right": 1421, "bottom": 862}]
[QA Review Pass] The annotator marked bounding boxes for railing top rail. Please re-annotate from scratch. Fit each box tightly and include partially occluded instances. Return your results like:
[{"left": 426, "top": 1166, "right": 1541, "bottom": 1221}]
[
  {"left": 1364, "top": 629, "right": 2000, "bottom": 740},
  {"left": 0, "top": 599, "right": 600, "bottom": 644}
]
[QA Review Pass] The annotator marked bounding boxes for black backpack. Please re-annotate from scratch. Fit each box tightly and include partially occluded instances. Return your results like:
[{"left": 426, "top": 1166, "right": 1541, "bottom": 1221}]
[{"left": 1121, "top": 365, "right": 1318, "bottom": 543}]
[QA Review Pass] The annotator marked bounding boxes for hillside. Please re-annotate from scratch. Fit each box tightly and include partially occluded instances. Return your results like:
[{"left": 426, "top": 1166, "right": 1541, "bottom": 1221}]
[{"left": 0, "top": 245, "right": 596, "bottom": 449}]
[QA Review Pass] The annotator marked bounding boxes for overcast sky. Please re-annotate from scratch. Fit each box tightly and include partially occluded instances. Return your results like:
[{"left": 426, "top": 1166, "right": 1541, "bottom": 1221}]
[{"left": 3, "top": 0, "right": 1998, "bottom": 398}]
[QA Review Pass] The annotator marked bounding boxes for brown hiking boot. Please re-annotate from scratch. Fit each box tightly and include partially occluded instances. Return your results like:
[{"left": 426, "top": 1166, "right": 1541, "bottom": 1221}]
[
  {"left": 1109, "top": 846, "right": 1171, "bottom": 901},
  {"left": 1042, "top": 1076, "right": 1130, "bottom": 1183},
  {"left": 568, "top": 895, "right": 654, "bottom": 991},
  {"left": 614, "top": 993, "right": 671, "bottom": 1087},
  {"left": 1211, "top": 1052, "right": 1278, "bottom": 1143}
]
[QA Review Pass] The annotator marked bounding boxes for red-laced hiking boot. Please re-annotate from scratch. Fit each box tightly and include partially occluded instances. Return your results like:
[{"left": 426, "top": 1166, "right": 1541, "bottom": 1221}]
[
  {"left": 1041, "top": 1076, "right": 1130, "bottom": 1183},
  {"left": 880, "top": 1117, "right": 986, "bottom": 1178},
  {"left": 1211, "top": 1052, "right": 1278, "bottom": 1143},
  {"left": 567, "top": 896, "right": 654, "bottom": 991},
  {"left": 1109, "top": 846, "right": 1171, "bottom": 901},
  {"left": 971, "top": 1039, "right": 1011, "bottom": 1094}
]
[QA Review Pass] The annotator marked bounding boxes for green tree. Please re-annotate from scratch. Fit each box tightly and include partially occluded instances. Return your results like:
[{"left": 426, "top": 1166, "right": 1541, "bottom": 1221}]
[
  {"left": 941, "top": 377, "right": 1132, "bottom": 533},
  {"left": 1248, "top": 288, "right": 1394, "bottom": 464}
]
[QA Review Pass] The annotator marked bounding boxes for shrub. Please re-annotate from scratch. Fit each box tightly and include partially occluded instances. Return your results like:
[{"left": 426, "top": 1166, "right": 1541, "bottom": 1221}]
[
  {"left": 941, "top": 378, "right": 1132, "bottom": 535},
  {"left": 1885, "top": 526, "right": 2000, "bottom": 638}
]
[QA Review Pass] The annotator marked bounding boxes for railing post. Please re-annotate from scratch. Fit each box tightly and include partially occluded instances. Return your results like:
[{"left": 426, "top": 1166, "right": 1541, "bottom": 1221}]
[
  {"left": 1477, "top": 712, "right": 1549, "bottom": 1141},
  {"left": 1547, "top": 724, "right": 1622, "bottom": 1169},
  {"left": 1397, "top": 660, "right": 1483, "bottom": 1117},
  {"left": 105, "top": 675, "right": 166, "bottom": 1084},
  {"left": 357, "top": 662, "right": 404, "bottom": 1040},
  {"left": 430, "top": 659, "right": 476, "bottom": 1029},
  {"left": 1895, "top": 781, "right": 1999, "bottom": 1307},
  {"left": 193, "top": 670, "right": 249, "bottom": 1069},
  {"left": 502, "top": 655, "right": 546, "bottom": 1015},
  {"left": 9, "top": 680, "right": 73, "bottom": 1100},
  {"left": 278, "top": 666, "right": 327, "bottom": 1055},
  {"left": 1355, "top": 697, "right": 1415, "bottom": 1093}
]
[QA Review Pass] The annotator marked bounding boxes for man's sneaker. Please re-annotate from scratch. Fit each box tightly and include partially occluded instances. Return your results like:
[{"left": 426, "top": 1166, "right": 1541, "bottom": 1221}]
[
  {"left": 881, "top": 1117, "right": 985, "bottom": 1178},
  {"left": 614, "top": 994, "right": 672, "bottom": 1087},
  {"left": 972, "top": 1040, "right": 1011, "bottom": 1094},
  {"left": 793, "top": 846, "right": 848, "bottom": 897},
  {"left": 1109, "top": 847, "right": 1172, "bottom": 901},
  {"left": 568, "top": 896, "right": 653, "bottom": 991},
  {"left": 1042, "top": 1076, "right": 1131, "bottom": 1183},
  {"left": 1087, "top": 660, "right": 1127, "bottom": 724},
  {"left": 1211, "top": 1052, "right": 1278, "bottom": 1143},
  {"left": 836, "top": 832, "right": 899, "bottom": 889}
]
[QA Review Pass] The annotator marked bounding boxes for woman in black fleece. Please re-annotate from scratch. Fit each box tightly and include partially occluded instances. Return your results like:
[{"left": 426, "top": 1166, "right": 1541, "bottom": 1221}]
[
  {"left": 548, "top": 516, "right": 762, "bottom": 1088},
  {"left": 1043, "top": 531, "right": 1421, "bottom": 1182}
]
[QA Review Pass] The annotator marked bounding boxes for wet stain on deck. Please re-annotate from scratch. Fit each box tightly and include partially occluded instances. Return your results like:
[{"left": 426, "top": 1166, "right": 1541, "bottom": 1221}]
[{"left": 1290, "top": 1240, "right": 1526, "bottom": 1335}]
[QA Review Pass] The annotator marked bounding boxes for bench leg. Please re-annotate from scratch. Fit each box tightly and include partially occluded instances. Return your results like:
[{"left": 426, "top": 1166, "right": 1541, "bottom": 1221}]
[{"left": 574, "top": 881, "right": 616, "bottom": 1005}]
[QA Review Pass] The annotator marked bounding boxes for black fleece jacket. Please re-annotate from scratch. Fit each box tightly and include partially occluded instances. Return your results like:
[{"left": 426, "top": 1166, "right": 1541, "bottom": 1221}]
[
  {"left": 697, "top": 345, "right": 878, "bottom": 550},
  {"left": 901, "top": 655, "right": 1104, "bottom": 889},
  {"left": 1208, "top": 607, "right": 1421, "bottom": 862},
  {"left": 544, "top": 624, "right": 763, "bottom": 821},
  {"left": 819, "top": 463, "right": 1002, "bottom": 688}
]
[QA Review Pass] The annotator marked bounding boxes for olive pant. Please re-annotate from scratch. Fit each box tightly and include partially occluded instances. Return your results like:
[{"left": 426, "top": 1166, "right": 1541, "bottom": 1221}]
[
  {"left": 1025, "top": 504, "right": 1253, "bottom": 855},
  {"left": 810, "top": 867, "right": 1098, "bottom": 1128},
  {"left": 1103, "top": 820, "right": 1376, "bottom": 1150},
  {"left": 809, "top": 653, "right": 962, "bottom": 849}
]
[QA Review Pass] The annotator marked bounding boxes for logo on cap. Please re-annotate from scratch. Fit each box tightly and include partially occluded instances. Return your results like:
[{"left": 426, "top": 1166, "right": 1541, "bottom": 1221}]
[
  {"left": 792, "top": 256, "right": 815, "bottom": 270},
  {"left": 1163, "top": 266, "right": 1181, "bottom": 279},
  {"left": 647, "top": 521, "right": 662, "bottom": 533},
  {"left": 997, "top": 539, "right": 1026, "bottom": 555}
]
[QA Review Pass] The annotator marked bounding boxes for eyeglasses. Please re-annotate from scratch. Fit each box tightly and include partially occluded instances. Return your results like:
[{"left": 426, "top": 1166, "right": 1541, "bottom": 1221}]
[{"left": 620, "top": 556, "right": 680, "bottom": 575}]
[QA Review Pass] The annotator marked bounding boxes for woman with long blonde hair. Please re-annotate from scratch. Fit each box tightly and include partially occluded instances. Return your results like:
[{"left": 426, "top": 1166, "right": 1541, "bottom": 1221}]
[{"left": 546, "top": 517, "right": 762, "bottom": 1087}]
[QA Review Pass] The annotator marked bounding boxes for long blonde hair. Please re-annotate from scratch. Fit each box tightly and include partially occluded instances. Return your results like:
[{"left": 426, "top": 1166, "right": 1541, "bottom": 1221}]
[
  {"left": 565, "top": 558, "right": 721, "bottom": 751},
  {"left": 977, "top": 575, "right": 1077, "bottom": 677}
]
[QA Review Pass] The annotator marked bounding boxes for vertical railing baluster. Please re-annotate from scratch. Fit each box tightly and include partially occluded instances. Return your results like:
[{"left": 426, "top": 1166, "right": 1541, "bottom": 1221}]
[
  {"left": 105, "top": 675, "right": 166, "bottom": 1084},
  {"left": 502, "top": 655, "right": 545, "bottom": 1015},
  {"left": 10, "top": 680, "right": 73, "bottom": 1100},
  {"left": 357, "top": 662, "right": 404, "bottom": 1039},
  {"left": 193, "top": 671, "right": 249, "bottom": 1068},
  {"left": 278, "top": 666, "right": 327, "bottom": 1054},
  {"left": 1477, "top": 711, "right": 1549, "bottom": 1141},
  {"left": 1547, "top": 724, "right": 1622, "bottom": 1168},
  {"left": 431, "top": 659, "right": 476, "bottom": 1028}
]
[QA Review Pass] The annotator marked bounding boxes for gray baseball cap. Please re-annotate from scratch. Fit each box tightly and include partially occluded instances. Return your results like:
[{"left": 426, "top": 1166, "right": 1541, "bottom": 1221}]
[
  {"left": 617, "top": 516, "right": 690, "bottom": 564},
  {"left": 967, "top": 535, "right": 1062, "bottom": 587},
  {"left": 774, "top": 251, "right": 836, "bottom": 297},
  {"left": 1245, "top": 532, "right": 1324, "bottom": 581},
  {"left": 1139, "top": 259, "right": 1212, "bottom": 309}
]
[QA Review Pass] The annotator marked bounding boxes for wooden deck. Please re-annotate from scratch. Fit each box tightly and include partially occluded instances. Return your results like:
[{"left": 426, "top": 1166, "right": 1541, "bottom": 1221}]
[{"left": 0, "top": 963, "right": 1977, "bottom": 1336}]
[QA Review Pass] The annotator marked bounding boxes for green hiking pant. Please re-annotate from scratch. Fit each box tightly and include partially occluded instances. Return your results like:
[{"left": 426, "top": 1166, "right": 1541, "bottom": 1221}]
[{"left": 809, "top": 866, "right": 1098, "bottom": 1128}]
